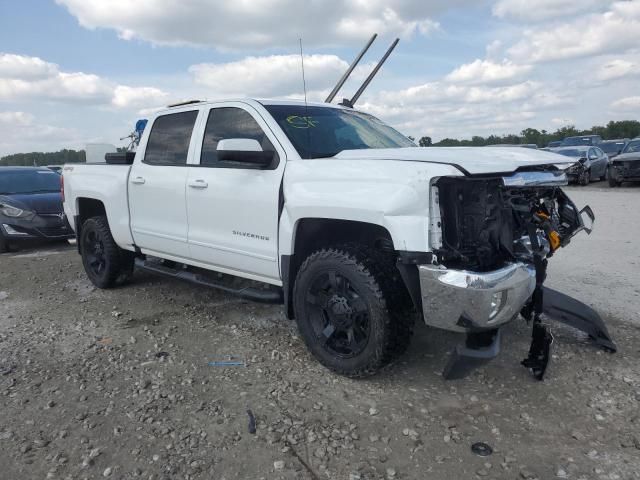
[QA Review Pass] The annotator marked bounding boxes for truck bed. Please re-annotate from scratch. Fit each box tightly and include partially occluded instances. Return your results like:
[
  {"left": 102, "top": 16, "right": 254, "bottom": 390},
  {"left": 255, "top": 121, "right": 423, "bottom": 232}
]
[{"left": 62, "top": 163, "right": 135, "bottom": 248}]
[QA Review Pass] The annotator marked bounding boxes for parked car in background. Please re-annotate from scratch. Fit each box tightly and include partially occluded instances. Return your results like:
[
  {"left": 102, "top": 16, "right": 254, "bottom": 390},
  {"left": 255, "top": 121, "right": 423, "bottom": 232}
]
[
  {"left": 599, "top": 139, "right": 629, "bottom": 161},
  {"left": 0, "top": 167, "right": 73, "bottom": 253},
  {"left": 561, "top": 135, "right": 603, "bottom": 146},
  {"left": 546, "top": 140, "right": 563, "bottom": 149},
  {"left": 46, "top": 165, "right": 63, "bottom": 174},
  {"left": 609, "top": 137, "right": 640, "bottom": 187},
  {"left": 551, "top": 145, "right": 609, "bottom": 185}
]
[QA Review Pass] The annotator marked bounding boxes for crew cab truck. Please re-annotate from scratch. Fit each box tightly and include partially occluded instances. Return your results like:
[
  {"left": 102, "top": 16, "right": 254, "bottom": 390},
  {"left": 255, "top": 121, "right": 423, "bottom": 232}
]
[{"left": 62, "top": 99, "right": 594, "bottom": 378}]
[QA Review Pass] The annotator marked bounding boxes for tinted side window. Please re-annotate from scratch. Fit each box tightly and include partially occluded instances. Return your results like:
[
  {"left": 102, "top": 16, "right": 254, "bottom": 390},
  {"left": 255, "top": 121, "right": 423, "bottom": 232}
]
[
  {"left": 144, "top": 111, "right": 198, "bottom": 166},
  {"left": 201, "top": 107, "right": 276, "bottom": 167}
]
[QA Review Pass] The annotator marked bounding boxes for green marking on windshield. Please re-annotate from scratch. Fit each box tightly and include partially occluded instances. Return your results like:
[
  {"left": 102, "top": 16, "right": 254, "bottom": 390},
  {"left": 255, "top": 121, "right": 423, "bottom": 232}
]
[{"left": 286, "top": 115, "right": 319, "bottom": 129}]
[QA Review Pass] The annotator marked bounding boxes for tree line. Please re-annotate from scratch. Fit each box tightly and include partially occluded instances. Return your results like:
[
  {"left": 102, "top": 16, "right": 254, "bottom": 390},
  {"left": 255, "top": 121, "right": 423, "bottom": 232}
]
[
  {"left": 0, "top": 149, "right": 86, "bottom": 167},
  {"left": 416, "top": 120, "right": 640, "bottom": 148}
]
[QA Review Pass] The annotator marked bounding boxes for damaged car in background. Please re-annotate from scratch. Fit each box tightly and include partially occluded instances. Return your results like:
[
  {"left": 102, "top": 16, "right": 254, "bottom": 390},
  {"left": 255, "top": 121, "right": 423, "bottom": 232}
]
[
  {"left": 551, "top": 145, "right": 609, "bottom": 185},
  {"left": 61, "top": 35, "right": 615, "bottom": 382},
  {"left": 609, "top": 137, "right": 640, "bottom": 187}
]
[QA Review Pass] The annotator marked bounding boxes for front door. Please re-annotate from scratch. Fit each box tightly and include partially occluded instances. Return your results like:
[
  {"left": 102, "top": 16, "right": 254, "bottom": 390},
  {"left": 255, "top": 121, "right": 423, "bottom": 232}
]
[
  {"left": 185, "top": 103, "right": 285, "bottom": 283},
  {"left": 129, "top": 109, "right": 200, "bottom": 258}
]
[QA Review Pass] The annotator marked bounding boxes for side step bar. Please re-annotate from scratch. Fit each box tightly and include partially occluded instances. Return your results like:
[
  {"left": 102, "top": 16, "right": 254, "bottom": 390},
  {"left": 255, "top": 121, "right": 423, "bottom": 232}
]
[{"left": 134, "top": 258, "right": 284, "bottom": 304}]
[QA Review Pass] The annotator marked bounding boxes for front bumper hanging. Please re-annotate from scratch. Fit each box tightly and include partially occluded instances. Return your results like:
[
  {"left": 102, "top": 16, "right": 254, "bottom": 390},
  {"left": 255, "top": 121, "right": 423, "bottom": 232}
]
[{"left": 418, "top": 262, "right": 536, "bottom": 332}]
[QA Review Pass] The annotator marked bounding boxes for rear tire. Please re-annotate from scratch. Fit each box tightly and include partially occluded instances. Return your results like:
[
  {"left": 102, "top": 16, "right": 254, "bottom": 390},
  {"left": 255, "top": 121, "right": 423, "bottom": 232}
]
[
  {"left": 80, "top": 216, "right": 135, "bottom": 289},
  {"left": 293, "top": 244, "right": 415, "bottom": 378}
]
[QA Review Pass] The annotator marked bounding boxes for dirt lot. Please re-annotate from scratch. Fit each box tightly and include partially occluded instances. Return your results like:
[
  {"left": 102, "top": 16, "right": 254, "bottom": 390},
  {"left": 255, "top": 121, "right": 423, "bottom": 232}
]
[{"left": 1, "top": 184, "right": 639, "bottom": 480}]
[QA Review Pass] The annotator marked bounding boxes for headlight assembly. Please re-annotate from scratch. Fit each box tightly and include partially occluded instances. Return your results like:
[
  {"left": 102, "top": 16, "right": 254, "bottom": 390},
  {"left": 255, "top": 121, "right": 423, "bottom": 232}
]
[{"left": 0, "top": 203, "right": 33, "bottom": 219}]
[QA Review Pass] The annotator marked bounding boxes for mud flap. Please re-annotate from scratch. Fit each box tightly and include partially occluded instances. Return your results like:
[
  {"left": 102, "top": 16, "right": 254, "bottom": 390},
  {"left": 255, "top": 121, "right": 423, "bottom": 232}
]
[
  {"left": 542, "top": 287, "right": 617, "bottom": 353},
  {"left": 442, "top": 330, "right": 501, "bottom": 380}
]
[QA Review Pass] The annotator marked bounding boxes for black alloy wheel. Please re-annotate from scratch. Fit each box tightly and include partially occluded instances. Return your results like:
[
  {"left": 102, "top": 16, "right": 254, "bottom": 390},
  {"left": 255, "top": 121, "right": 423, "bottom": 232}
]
[
  {"left": 293, "top": 245, "right": 415, "bottom": 378},
  {"left": 80, "top": 216, "right": 134, "bottom": 289},
  {"left": 304, "top": 269, "right": 371, "bottom": 358},
  {"left": 84, "top": 229, "right": 107, "bottom": 276}
]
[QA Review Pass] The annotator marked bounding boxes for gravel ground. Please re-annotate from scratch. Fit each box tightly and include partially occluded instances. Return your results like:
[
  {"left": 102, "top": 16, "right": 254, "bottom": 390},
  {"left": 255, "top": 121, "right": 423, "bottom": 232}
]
[{"left": 0, "top": 183, "right": 639, "bottom": 480}]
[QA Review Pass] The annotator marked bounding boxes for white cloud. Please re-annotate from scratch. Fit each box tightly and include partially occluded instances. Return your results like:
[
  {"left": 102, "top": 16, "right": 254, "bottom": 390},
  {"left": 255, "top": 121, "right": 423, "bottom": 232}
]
[
  {"left": 551, "top": 117, "right": 574, "bottom": 125},
  {"left": 445, "top": 59, "right": 532, "bottom": 85},
  {"left": 0, "top": 111, "right": 81, "bottom": 157},
  {"left": 0, "top": 111, "right": 34, "bottom": 126},
  {"left": 376, "top": 80, "right": 539, "bottom": 106},
  {"left": 0, "top": 53, "right": 167, "bottom": 108},
  {"left": 190, "top": 54, "right": 367, "bottom": 98},
  {"left": 112, "top": 85, "right": 168, "bottom": 108},
  {"left": 0, "top": 53, "right": 59, "bottom": 80},
  {"left": 611, "top": 96, "right": 640, "bottom": 111},
  {"left": 508, "top": 1, "right": 640, "bottom": 63},
  {"left": 492, "top": 0, "right": 613, "bottom": 22},
  {"left": 55, "top": 0, "right": 463, "bottom": 49},
  {"left": 596, "top": 58, "right": 640, "bottom": 81}
]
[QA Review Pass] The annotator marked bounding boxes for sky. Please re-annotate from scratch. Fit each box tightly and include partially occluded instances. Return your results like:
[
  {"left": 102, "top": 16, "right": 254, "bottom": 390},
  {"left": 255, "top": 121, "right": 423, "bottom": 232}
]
[{"left": 0, "top": 0, "right": 639, "bottom": 156}]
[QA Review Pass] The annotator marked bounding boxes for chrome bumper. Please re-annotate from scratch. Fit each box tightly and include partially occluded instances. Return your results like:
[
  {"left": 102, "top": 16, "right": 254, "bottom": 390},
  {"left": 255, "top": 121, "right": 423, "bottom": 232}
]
[{"left": 418, "top": 263, "right": 536, "bottom": 332}]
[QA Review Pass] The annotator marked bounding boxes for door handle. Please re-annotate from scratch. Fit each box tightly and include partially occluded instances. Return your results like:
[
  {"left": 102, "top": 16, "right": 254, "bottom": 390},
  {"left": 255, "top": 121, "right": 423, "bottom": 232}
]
[
  {"left": 131, "top": 176, "right": 146, "bottom": 185},
  {"left": 188, "top": 179, "right": 208, "bottom": 189}
]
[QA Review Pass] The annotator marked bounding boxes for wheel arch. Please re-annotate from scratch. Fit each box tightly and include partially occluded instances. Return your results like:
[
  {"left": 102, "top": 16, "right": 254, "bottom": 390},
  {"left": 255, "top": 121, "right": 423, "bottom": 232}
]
[
  {"left": 74, "top": 197, "right": 107, "bottom": 252},
  {"left": 281, "top": 217, "right": 396, "bottom": 319}
]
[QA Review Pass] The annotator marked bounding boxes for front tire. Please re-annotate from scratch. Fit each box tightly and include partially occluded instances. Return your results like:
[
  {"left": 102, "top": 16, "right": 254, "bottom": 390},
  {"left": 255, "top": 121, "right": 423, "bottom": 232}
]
[
  {"left": 80, "top": 216, "right": 134, "bottom": 289},
  {"left": 579, "top": 169, "right": 590, "bottom": 186},
  {"left": 292, "top": 245, "right": 414, "bottom": 378}
]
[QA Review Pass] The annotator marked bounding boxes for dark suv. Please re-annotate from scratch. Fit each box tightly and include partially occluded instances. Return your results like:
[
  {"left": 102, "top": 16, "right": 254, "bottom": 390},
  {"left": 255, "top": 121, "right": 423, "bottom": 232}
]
[{"left": 0, "top": 167, "right": 73, "bottom": 253}]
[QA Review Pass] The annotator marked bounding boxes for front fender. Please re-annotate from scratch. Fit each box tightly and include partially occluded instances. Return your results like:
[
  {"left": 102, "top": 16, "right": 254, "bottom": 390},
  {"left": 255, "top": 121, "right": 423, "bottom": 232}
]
[{"left": 279, "top": 159, "right": 462, "bottom": 255}]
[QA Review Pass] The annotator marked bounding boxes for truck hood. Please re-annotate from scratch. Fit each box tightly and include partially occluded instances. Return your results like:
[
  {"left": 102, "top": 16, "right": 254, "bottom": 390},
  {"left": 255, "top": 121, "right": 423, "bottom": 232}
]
[{"left": 332, "top": 147, "right": 572, "bottom": 175}]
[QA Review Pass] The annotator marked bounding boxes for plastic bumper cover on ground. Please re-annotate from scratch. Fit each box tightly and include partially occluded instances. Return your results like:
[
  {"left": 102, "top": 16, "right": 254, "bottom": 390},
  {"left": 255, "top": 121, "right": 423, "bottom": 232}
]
[{"left": 418, "top": 263, "right": 536, "bottom": 332}]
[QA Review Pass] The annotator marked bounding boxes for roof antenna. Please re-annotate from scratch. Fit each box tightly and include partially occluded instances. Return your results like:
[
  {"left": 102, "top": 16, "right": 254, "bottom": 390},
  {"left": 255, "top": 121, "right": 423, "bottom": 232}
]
[
  {"left": 299, "top": 38, "right": 309, "bottom": 110},
  {"left": 325, "top": 33, "right": 378, "bottom": 103},
  {"left": 299, "top": 38, "right": 312, "bottom": 159},
  {"left": 347, "top": 38, "right": 399, "bottom": 107}
]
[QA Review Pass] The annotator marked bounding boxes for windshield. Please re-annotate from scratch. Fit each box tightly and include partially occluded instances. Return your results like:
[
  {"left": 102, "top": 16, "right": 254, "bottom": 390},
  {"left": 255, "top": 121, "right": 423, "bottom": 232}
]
[
  {"left": 600, "top": 142, "right": 625, "bottom": 154},
  {"left": 623, "top": 140, "right": 640, "bottom": 154},
  {"left": 264, "top": 105, "right": 415, "bottom": 158},
  {"left": 556, "top": 149, "right": 587, "bottom": 158},
  {"left": 0, "top": 170, "right": 61, "bottom": 195}
]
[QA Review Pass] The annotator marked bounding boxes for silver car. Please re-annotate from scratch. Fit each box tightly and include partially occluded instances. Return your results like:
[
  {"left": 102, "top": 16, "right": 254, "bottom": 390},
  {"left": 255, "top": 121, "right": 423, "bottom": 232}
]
[{"left": 551, "top": 145, "right": 609, "bottom": 185}]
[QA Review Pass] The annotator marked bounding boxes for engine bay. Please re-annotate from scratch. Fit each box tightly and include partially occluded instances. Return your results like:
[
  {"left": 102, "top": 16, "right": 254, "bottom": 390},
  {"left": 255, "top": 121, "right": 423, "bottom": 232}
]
[{"left": 432, "top": 174, "right": 587, "bottom": 271}]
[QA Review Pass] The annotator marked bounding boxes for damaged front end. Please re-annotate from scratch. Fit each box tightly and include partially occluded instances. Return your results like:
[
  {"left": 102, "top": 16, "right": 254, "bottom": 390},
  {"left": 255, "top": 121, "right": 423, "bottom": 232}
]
[{"left": 417, "top": 168, "right": 613, "bottom": 380}]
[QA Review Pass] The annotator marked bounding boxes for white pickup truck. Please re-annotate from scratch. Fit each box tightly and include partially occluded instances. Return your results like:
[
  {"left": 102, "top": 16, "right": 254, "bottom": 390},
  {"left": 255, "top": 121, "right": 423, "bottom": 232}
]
[{"left": 63, "top": 99, "right": 597, "bottom": 378}]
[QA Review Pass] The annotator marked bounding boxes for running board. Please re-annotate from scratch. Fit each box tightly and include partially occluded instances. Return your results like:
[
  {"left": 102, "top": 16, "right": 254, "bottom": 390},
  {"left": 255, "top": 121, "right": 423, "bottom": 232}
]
[{"left": 134, "top": 258, "right": 284, "bottom": 304}]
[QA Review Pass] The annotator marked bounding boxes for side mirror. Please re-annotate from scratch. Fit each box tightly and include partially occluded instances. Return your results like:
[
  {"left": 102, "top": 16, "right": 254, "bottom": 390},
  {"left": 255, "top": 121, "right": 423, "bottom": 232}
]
[{"left": 217, "top": 138, "right": 274, "bottom": 168}]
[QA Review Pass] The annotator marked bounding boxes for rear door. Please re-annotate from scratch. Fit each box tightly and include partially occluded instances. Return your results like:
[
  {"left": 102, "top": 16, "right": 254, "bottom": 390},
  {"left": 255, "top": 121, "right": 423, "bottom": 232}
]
[
  {"left": 129, "top": 109, "right": 201, "bottom": 258},
  {"left": 185, "top": 103, "right": 286, "bottom": 283}
]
